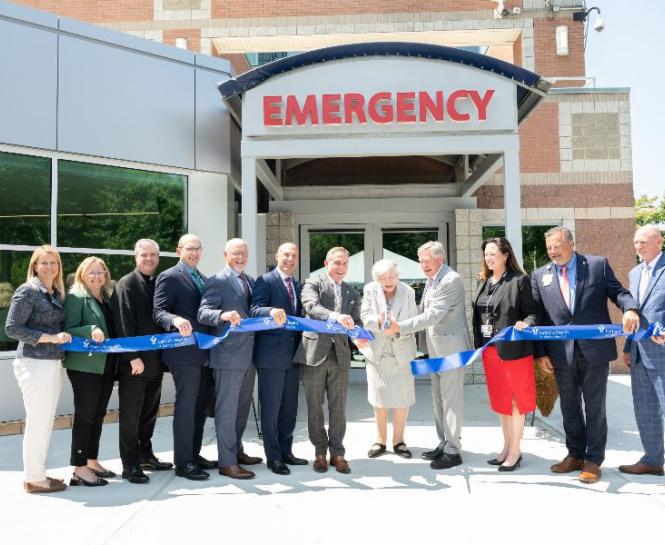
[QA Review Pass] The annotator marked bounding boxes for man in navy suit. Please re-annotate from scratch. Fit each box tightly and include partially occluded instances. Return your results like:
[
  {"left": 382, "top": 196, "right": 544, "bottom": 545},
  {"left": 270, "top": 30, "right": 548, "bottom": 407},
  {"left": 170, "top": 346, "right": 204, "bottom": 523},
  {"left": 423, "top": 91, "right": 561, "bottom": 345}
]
[
  {"left": 250, "top": 242, "right": 307, "bottom": 475},
  {"left": 620, "top": 225, "right": 665, "bottom": 476},
  {"left": 153, "top": 234, "right": 216, "bottom": 480},
  {"left": 198, "top": 238, "right": 263, "bottom": 479},
  {"left": 532, "top": 226, "right": 639, "bottom": 484}
]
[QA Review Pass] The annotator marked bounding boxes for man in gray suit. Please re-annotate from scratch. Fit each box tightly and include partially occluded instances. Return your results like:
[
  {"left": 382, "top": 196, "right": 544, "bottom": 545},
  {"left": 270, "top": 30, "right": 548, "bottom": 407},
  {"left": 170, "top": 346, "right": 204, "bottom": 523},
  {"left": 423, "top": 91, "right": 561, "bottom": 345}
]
[
  {"left": 296, "top": 247, "right": 364, "bottom": 474},
  {"left": 389, "top": 241, "right": 471, "bottom": 470},
  {"left": 620, "top": 225, "right": 665, "bottom": 476},
  {"left": 197, "top": 238, "right": 263, "bottom": 479}
]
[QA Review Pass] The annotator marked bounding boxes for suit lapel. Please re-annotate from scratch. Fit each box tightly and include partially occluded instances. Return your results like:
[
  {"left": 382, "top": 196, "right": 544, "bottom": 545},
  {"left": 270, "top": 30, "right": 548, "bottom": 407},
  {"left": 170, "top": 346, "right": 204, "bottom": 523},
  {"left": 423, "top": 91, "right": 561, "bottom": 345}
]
[
  {"left": 573, "top": 253, "right": 587, "bottom": 314},
  {"left": 488, "top": 270, "right": 512, "bottom": 312},
  {"left": 542, "top": 262, "right": 571, "bottom": 317},
  {"left": 641, "top": 254, "right": 665, "bottom": 307},
  {"left": 177, "top": 261, "right": 198, "bottom": 292},
  {"left": 87, "top": 296, "right": 108, "bottom": 335},
  {"left": 223, "top": 267, "right": 244, "bottom": 299}
]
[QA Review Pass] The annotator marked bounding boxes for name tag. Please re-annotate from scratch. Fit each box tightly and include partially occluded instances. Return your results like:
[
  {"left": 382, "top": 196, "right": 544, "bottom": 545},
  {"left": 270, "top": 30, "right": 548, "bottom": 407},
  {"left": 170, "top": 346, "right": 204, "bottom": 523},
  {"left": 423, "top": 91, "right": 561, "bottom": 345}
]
[
  {"left": 481, "top": 324, "right": 494, "bottom": 338},
  {"left": 542, "top": 273, "right": 553, "bottom": 287}
]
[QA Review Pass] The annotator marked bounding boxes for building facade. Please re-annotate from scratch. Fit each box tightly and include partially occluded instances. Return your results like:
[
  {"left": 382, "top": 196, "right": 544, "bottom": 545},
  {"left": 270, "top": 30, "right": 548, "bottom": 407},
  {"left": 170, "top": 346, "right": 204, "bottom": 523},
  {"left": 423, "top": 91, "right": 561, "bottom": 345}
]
[{"left": 1, "top": 0, "right": 635, "bottom": 421}]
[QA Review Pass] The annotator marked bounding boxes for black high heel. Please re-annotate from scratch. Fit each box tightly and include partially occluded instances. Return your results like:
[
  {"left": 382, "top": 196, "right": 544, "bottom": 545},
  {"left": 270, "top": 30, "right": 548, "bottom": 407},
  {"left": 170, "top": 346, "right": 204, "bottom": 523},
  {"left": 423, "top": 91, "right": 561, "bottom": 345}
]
[
  {"left": 487, "top": 457, "right": 506, "bottom": 466},
  {"left": 498, "top": 455, "right": 523, "bottom": 472},
  {"left": 69, "top": 473, "right": 109, "bottom": 487},
  {"left": 88, "top": 467, "right": 116, "bottom": 479}
]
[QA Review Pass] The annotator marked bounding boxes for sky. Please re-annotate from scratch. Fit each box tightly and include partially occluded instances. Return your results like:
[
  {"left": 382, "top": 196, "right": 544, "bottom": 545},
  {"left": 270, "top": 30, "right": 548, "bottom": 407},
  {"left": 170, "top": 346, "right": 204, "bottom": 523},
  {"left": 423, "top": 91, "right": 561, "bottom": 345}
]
[{"left": 584, "top": 0, "right": 665, "bottom": 199}]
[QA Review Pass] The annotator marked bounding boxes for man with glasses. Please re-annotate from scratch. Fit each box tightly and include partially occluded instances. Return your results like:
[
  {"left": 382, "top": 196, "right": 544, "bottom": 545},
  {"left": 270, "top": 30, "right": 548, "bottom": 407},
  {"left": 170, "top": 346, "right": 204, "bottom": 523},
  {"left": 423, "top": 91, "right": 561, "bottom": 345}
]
[
  {"left": 154, "top": 234, "right": 216, "bottom": 480},
  {"left": 198, "top": 239, "right": 263, "bottom": 479}
]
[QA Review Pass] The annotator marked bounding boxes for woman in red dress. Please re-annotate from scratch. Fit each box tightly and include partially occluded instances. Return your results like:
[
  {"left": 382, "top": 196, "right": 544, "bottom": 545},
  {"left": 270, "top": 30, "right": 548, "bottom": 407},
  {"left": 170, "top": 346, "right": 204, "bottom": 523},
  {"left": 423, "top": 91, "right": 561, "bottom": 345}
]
[{"left": 472, "top": 237, "right": 537, "bottom": 472}]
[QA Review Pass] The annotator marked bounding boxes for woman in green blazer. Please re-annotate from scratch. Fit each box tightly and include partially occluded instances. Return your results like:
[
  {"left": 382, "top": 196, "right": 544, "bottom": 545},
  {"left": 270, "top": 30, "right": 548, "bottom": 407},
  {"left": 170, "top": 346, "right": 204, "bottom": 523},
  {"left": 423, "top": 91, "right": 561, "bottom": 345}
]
[{"left": 64, "top": 256, "right": 117, "bottom": 487}]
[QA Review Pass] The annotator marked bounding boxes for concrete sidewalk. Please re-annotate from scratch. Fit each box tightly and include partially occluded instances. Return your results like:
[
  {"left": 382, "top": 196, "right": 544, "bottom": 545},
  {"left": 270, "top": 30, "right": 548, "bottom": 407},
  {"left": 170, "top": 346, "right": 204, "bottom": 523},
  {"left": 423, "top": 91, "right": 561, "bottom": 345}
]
[{"left": 1, "top": 376, "right": 664, "bottom": 545}]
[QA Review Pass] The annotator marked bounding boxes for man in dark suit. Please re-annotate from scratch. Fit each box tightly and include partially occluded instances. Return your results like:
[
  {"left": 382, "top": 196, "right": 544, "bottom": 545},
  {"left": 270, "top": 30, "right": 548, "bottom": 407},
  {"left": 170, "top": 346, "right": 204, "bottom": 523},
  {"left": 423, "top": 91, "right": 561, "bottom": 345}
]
[
  {"left": 197, "top": 238, "right": 263, "bottom": 480},
  {"left": 295, "top": 247, "right": 363, "bottom": 474},
  {"left": 111, "top": 239, "right": 173, "bottom": 484},
  {"left": 250, "top": 242, "right": 307, "bottom": 475},
  {"left": 153, "top": 234, "right": 216, "bottom": 480},
  {"left": 620, "top": 225, "right": 665, "bottom": 476},
  {"left": 532, "top": 226, "right": 639, "bottom": 484}
]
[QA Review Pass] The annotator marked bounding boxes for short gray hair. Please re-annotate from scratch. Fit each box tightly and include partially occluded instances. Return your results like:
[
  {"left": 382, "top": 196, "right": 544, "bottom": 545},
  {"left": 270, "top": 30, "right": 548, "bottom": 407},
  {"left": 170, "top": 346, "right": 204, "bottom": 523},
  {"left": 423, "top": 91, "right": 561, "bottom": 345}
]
[
  {"left": 371, "top": 259, "right": 400, "bottom": 282},
  {"left": 225, "top": 238, "right": 247, "bottom": 251},
  {"left": 544, "top": 226, "right": 574, "bottom": 242},
  {"left": 636, "top": 224, "right": 663, "bottom": 239},
  {"left": 417, "top": 241, "right": 446, "bottom": 261},
  {"left": 134, "top": 238, "right": 160, "bottom": 255}
]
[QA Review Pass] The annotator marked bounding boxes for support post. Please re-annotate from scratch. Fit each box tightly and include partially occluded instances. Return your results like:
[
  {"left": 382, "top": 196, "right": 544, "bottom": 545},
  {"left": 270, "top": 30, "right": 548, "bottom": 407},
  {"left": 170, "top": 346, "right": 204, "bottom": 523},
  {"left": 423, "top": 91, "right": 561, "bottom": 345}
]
[
  {"left": 503, "top": 139, "right": 523, "bottom": 265},
  {"left": 241, "top": 157, "right": 258, "bottom": 277}
]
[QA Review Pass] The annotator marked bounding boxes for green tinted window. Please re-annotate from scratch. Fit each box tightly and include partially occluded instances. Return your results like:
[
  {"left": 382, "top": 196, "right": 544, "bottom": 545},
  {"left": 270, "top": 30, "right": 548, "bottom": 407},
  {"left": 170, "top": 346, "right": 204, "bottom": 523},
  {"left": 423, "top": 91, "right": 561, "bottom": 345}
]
[
  {"left": 0, "top": 151, "right": 51, "bottom": 246},
  {"left": 57, "top": 161, "right": 186, "bottom": 251}
]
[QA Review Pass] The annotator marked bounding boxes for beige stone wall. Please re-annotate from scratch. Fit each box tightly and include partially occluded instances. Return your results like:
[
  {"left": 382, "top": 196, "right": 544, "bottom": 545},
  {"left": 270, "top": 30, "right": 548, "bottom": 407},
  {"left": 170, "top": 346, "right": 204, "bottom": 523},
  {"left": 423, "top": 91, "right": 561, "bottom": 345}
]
[{"left": 266, "top": 212, "right": 296, "bottom": 268}]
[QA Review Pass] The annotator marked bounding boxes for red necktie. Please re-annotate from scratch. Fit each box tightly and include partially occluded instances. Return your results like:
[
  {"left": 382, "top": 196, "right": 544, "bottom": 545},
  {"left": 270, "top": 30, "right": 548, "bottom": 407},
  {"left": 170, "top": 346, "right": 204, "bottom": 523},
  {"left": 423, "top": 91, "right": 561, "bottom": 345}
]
[
  {"left": 239, "top": 272, "right": 251, "bottom": 306},
  {"left": 560, "top": 264, "right": 570, "bottom": 309}
]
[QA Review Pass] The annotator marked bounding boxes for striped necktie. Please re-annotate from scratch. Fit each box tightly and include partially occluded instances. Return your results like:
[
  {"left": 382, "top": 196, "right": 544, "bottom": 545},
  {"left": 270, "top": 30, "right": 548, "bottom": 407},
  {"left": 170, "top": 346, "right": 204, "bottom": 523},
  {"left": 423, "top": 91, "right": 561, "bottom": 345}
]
[{"left": 190, "top": 270, "right": 205, "bottom": 293}]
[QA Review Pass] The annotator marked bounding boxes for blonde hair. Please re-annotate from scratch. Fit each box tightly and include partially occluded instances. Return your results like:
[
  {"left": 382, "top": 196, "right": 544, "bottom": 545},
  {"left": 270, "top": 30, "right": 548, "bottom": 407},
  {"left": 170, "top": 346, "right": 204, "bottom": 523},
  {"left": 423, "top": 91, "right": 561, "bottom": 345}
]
[
  {"left": 27, "top": 245, "right": 65, "bottom": 295},
  {"left": 70, "top": 256, "right": 113, "bottom": 299},
  {"left": 325, "top": 246, "right": 350, "bottom": 261}
]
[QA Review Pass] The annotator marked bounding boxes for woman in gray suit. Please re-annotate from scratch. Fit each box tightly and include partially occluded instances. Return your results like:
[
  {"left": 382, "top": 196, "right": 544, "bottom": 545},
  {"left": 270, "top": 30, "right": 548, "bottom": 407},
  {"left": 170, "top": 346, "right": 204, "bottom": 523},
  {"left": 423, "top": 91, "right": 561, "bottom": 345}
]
[{"left": 360, "top": 259, "right": 418, "bottom": 458}]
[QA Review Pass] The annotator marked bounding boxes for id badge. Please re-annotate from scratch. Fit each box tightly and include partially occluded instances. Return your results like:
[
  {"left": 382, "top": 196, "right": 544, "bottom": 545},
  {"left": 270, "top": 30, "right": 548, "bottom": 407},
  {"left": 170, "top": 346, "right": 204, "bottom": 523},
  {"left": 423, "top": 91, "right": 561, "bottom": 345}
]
[{"left": 481, "top": 324, "right": 494, "bottom": 338}]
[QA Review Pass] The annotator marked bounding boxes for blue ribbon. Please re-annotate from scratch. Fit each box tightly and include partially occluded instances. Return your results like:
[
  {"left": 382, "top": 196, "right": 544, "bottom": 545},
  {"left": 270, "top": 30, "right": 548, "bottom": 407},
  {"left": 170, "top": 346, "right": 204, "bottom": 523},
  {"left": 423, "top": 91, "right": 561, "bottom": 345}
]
[
  {"left": 61, "top": 315, "right": 373, "bottom": 353},
  {"left": 410, "top": 322, "right": 664, "bottom": 377}
]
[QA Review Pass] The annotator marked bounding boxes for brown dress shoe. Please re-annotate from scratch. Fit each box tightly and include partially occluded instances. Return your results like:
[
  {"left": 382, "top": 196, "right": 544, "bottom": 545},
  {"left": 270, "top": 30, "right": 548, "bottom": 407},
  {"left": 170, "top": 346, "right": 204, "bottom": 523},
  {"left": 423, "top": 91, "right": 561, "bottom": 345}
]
[
  {"left": 236, "top": 452, "right": 263, "bottom": 465},
  {"left": 330, "top": 455, "right": 351, "bottom": 474},
  {"left": 618, "top": 462, "right": 664, "bottom": 476},
  {"left": 578, "top": 462, "right": 601, "bottom": 483},
  {"left": 24, "top": 480, "right": 67, "bottom": 494},
  {"left": 313, "top": 455, "right": 328, "bottom": 473},
  {"left": 550, "top": 455, "right": 584, "bottom": 473},
  {"left": 218, "top": 464, "right": 255, "bottom": 480}
]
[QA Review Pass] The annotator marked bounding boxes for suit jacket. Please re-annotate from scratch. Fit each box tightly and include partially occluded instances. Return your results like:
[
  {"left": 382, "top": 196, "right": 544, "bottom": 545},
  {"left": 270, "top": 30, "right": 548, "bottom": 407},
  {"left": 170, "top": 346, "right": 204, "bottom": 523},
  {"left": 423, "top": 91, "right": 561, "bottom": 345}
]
[
  {"left": 63, "top": 291, "right": 113, "bottom": 374},
  {"left": 360, "top": 281, "right": 417, "bottom": 367},
  {"left": 472, "top": 270, "right": 537, "bottom": 360},
  {"left": 198, "top": 267, "right": 255, "bottom": 370},
  {"left": 110, "top": 269, "right": 164, "bottom": 378},
  {"left": 398, "top": 264, "right": 472, "bottom": 358},
  {"left": 294, "top": 274, "right": 362, "bottom": 367},
  {"left": 531, "top": 252, "right": 638, "bottom": 367},
  {"left": 250, "top": 268, "right": 302, "bottom": 370},
  {"left": 624, "top": 253, "right": 665, "bottom": 370},
  {"left": 153, "top": 261, "right": 210, "bottom": 366}
]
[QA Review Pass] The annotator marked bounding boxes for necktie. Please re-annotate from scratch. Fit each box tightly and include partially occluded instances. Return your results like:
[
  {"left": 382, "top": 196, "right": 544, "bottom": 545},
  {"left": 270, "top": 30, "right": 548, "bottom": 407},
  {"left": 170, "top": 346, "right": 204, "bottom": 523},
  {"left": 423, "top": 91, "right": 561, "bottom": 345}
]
[
  {"left": 638, "top": 263, "right": 651, "bottom": 304},
  {"left": 239, "top": 272, "right": 251, "bottom": 306},
  {"left": 423, "top": 278, "right": 434, "bottom": 308},
  {"left": 190, "top": 270, "right": 205, "bottom": 293},
  {"left": 334, "top": 283, "right": 342, "bottom": 313},
  {"left": 285, "top": 276, "right": 296, "bottom": 310},
  {"left": 560, "top": 264, "right": 570, "bottom": 309}
]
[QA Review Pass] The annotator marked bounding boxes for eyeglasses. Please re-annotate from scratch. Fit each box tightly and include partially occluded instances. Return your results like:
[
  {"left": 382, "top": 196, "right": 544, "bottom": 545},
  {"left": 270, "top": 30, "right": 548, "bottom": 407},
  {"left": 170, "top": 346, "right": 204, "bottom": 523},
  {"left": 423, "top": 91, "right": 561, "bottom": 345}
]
[
  {"left": 86, "top": 270, "right": 106, "bottom": 277},
  {"left": 229, "top": 251, "right": 248, "bottom": 257},
  {"left": 181, "top": 246, "right": 202, "bottom": 253}
]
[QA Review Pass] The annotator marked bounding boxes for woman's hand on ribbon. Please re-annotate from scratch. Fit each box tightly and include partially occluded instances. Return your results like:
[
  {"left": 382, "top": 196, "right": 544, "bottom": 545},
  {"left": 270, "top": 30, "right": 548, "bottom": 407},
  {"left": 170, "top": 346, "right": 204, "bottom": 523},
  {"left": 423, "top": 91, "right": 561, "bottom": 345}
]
[
  {"left": 336, "top": 314, "right": 355, "bottom": 329},
  {"left": 514, "top": 321, "right": 529, "bottom": 331},
  {"left": 49, "top": 331, "right": 72, "bottom": 344},
  {"left": 270, "top": 307, "right": 287, "bottom": 326},
  {"left": 220, "top": 310, "right": 242, "bottom": 326},
  {"left": 91, "top": 327, "right": 105, "bottom": 343}
]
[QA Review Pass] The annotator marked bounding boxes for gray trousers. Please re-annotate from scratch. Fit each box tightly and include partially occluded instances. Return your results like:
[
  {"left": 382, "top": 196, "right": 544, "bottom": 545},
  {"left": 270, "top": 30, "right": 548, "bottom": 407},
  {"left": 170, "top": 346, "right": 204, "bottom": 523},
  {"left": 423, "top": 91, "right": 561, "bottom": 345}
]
[
  {"left": 432, "top": 367, "right": 464, "bottom": 454},
  {"left": 301, "top": 349, "right": 349, "bottom": 457},
  {"left": 212, "top": 365, "right": 256, "bottom": 466}
]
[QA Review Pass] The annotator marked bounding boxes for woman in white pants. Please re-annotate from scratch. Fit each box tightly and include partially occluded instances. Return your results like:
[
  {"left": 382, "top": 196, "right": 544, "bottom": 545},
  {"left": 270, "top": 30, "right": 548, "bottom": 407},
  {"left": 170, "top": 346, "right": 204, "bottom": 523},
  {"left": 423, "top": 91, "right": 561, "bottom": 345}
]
[{"left": 5, "top": 245, "right": 72, "bottom": 493}]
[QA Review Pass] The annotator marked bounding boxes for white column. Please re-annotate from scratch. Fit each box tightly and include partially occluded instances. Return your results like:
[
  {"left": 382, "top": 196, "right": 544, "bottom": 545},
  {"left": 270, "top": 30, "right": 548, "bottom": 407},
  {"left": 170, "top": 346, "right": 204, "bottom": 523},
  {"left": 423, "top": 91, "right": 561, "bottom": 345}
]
[
  {"left": 503, "top": 137, "right": 523, "bottom": 265},
  {"left": 241, "top": 157, "right": 258, "bottom": 277}
]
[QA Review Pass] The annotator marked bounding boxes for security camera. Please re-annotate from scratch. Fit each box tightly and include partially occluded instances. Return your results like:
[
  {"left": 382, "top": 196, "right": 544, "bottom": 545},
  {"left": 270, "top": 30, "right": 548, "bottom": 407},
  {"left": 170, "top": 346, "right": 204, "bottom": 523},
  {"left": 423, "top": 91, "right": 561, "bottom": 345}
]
[{"left": 593, "top": 16, "right": 605, "bottom": 31}]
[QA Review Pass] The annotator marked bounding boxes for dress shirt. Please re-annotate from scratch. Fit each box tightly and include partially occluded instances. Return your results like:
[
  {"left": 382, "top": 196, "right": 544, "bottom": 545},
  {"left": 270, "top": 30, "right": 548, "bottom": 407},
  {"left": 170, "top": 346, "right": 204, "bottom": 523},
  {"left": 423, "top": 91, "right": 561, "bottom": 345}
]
[
  {"left": 639, "top": 252, "right": 662, "bottom": 304},
  {"left": 555, "top": 253, "right": 577, "bottom": 312}
]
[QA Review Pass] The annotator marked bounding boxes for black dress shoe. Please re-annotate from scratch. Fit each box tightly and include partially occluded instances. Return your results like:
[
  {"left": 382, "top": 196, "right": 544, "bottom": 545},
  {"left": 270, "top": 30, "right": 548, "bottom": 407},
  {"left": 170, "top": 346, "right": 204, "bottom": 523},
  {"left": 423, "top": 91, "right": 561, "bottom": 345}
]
[
  {"left": 88, "top": 467, "right": 116, "bottom": 479},
  {"left": 175, "top": 462, "right": 210, "bottom": 481},
  {"left": 421, "top": 447, "right": 444, "bottom": 461},
  {"left": 430, "top": 453, "right": 463, "bottom": 470},
  {"left": 267, "top": 461, "right": 291, "bottom": 475},
  {"left": 282, "top": 454, "right": 308, "bottom": 466},
  {"left": 237, "top": 452, "right": 263, "bottom": 465},
  {"left": 69, "top": 473, "right": 108, "bottom": 487},
  {"left": 140, "top": 456, "right": 174, "bottom": 471},
  {"left": 194, "top": 455, "right": 218, "bottom": 470},
  {"left": 122, "top": 466, "right": 150, "bottom": 484},
  {"left": 487, "top": 457, "right": 505, "bottom": 466},
  {"left": 498, "top": 455, "right": 523, "bottom": 472}
]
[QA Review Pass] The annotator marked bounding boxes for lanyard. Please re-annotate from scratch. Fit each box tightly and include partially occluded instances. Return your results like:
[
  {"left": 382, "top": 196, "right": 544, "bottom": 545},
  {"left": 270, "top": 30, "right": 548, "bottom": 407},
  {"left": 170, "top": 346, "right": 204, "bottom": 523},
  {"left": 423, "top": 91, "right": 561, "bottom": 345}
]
[{"left": 484, "top": 272, "right": 506, "bottom": 322}]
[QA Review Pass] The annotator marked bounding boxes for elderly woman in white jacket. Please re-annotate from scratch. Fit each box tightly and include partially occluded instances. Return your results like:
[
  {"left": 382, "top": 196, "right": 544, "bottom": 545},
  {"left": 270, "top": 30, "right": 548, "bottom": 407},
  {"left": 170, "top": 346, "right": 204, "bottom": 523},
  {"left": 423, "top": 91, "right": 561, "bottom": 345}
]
[{"left": 360, "top": 259, "right": 418, "bottom": 459}]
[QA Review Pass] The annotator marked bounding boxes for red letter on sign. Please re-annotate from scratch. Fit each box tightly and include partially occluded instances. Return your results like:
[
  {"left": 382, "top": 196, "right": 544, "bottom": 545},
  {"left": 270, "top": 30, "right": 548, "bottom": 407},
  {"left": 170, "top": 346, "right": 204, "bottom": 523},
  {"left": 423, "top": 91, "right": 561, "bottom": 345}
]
[
  {"left": 396, "top": 92, "right": 416, "bottom": 123},
  {"left": 263, "top": 96, "right": 283, "bottom": 126},
  {"left": 322, "top": 94, "right": 342, "bottom": 125},
  {"left": 468, "top": 89, "right": 495, "bottom": 121},
  {"left": 368, "top": 92, "right": 394, "bottom": 124},
  {"left": 447, "top": 90, "right": 470, "bottom": 122},
  {"left": 285, "top": 95, "right": 319, "bottom": 126},
  {"left": 419, "top": 91, "right": 444, "bottom": 123},
  {"left": 344, "top": 93, "right": 367, "bottom": 124}
]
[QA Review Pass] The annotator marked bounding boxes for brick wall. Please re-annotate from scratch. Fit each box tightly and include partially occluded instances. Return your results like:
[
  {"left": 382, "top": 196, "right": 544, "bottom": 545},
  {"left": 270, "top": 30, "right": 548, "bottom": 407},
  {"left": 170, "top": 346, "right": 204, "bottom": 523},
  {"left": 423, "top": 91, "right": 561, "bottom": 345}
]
[
  {"left": 533, "top": 18, "right": 585, "bottom": 79},
  {"left": 163, "top": 28, "right": 202, "bottom": 52},
  {"left": 19, "top": 0, "right": 153, "bottom": 23},
  {"left": 519, "top": 102, "right": 560, "bottom": 173}
]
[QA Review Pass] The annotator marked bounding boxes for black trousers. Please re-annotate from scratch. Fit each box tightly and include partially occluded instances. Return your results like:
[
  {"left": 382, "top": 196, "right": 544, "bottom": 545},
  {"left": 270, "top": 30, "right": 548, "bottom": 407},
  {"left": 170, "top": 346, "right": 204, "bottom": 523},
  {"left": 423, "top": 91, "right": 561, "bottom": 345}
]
[
  {"left": 167, "top": 363, "right": 214, "bottom": 467},
  {"left": 67, "top": 361, "right": 116, "bottom": 467},
  {"left": 553, "top": 344, "right": 609, "bottom": 465},
  {"left": 118, "top": 367, "right": 164, "bottom": 469}
]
